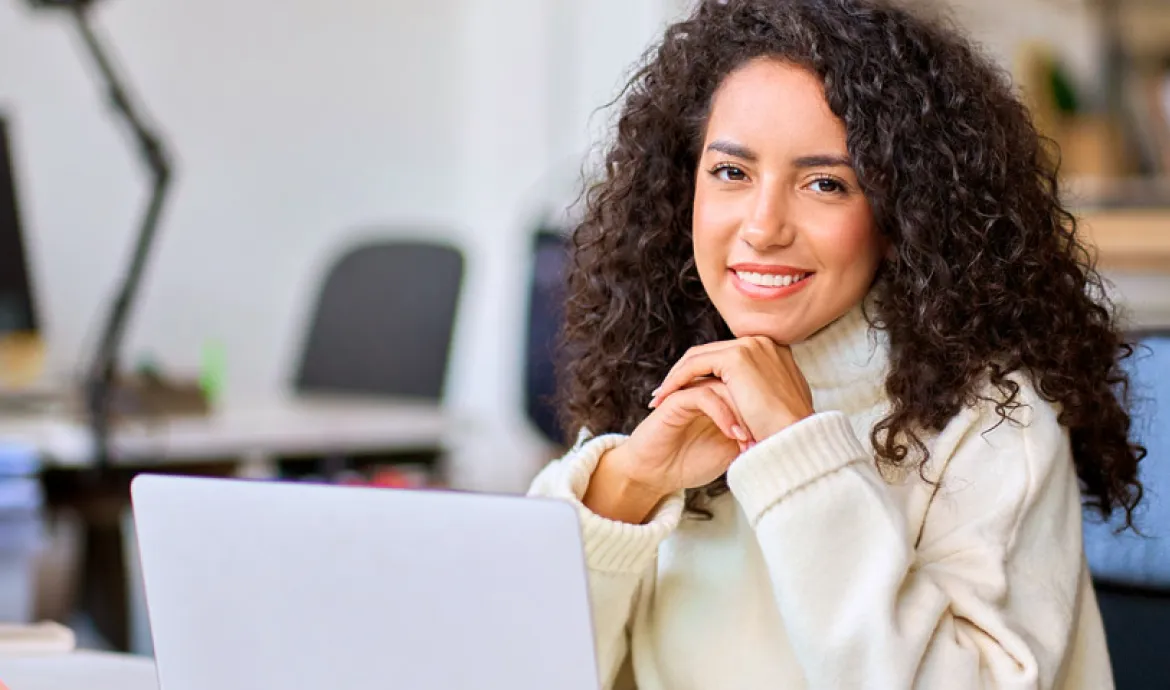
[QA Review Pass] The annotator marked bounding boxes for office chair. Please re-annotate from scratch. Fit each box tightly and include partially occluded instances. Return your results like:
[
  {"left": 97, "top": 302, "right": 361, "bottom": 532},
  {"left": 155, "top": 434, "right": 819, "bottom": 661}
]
[
  {"left": 295, "top": 239, "right": 465, "bottom": 401},
  {"left": 287, "top": 238, "right": 465, "bottom": 483},
  {"left": 523, "top": 228, "right": 570, "bottom": 448},
  {"left": 1083, "top": 330, "right": 1170, "bottom": 689}
]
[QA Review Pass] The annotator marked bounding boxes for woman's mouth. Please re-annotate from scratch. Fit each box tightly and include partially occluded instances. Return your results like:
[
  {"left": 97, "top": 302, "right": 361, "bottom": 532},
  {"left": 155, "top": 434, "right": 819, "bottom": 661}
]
[{"left": 729, "top": 269, "right": 814, "bottom": 299}]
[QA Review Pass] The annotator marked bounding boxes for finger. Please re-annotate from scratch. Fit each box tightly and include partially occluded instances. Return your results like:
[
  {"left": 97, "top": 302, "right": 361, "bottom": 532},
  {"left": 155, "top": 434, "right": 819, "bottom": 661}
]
[
  {"left": 775, "top": 344, "right": 814, "bottom": 406},
  {"left": 651, "top": 348, "right": 742, "bottom": 409},
  {"left": 669, "top": 379, "right": 754, "bottom": 444},
  {"left": 651, "top": 351, "right": 719, "bottom": 407},
  {"left": 689, "top": 388, "right": 750, "bottom": 443},
  {"left": 660, "top": 386, "right": 743, "bottom": 442},
  {"left": 650, "top": 352, "right": 722, "bottom": 409},
  {"left": 656, "top": 340, "right": 741, "bottom": 396},
  {"left": 655, "top": 374, "right": 720, "bottom": 407},
  {"left": 656, "top": 336, "right": 778, "bottom": 403},
  {"left": 693, "top": 380, "right": 754, "bottom": 444}
]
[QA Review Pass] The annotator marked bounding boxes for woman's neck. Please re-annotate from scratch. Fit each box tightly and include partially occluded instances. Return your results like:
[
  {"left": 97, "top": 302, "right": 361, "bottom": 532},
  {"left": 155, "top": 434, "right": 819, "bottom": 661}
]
[{"left": 789, "top": 303, "right": 888, "bottom": 417}]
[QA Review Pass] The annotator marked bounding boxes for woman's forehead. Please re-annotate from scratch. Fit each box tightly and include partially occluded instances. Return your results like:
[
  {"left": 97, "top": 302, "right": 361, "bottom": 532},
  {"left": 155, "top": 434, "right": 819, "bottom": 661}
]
[{"left": 703, "top": 59, "right": 847, "bottom": 156}]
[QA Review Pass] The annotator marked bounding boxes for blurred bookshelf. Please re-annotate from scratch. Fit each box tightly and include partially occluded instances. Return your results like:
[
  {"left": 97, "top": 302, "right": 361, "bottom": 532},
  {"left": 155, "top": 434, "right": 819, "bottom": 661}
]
[
  {"left": 1079, "top": 205, "right": 1170, "bottom": 272},
  {"left": 1023, "top": 0, "right": 1170, "bottom": 272},
  {"left": 1068, "top": 176, "right": 1170, "bottom": 272}
]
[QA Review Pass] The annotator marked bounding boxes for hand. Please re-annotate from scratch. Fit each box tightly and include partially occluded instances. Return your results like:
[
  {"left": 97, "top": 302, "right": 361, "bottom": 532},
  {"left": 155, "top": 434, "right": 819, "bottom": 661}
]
[
  {"left": 585, "top": 379, "right": 752, "bottom": 521},
  {"left": 649, "top": 336, "right": 814, "bottom": 443}
]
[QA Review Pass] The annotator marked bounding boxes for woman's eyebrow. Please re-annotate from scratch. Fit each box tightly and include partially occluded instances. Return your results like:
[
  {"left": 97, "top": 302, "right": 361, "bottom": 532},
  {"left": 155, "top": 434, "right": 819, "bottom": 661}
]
[
  {"left": 704, "top": 142, "right": 852, "bottom": 170},
  {"left": 705, "top": 139, "right": 757, "bottom": 161},
  {"left": 793, "top": 154, "right": 852, "bottom": 169}
]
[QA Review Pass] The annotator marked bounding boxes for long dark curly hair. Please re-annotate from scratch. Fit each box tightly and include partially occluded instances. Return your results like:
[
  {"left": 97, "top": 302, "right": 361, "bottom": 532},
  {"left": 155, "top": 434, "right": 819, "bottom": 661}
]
[{"left": 558, "top": 0, "right": 1144, "bottom": 526}]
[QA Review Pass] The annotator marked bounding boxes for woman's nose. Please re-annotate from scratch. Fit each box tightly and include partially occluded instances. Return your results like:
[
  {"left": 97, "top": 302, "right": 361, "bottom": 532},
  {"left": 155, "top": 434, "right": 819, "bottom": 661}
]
[{"left": 738, "top": 188, "right": 794, "bottom": 251}]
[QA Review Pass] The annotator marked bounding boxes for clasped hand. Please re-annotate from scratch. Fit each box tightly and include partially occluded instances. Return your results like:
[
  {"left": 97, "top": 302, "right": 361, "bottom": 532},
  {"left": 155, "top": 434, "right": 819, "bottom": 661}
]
[{"left": 608, "top": 336, "right": 815, "bottom": 501}]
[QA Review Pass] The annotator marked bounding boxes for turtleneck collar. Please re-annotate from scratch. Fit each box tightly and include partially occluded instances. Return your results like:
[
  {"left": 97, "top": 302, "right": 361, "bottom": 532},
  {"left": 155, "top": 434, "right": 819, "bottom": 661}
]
[{"left": 789, "top": 301, "right": 889, "bottom": 416}]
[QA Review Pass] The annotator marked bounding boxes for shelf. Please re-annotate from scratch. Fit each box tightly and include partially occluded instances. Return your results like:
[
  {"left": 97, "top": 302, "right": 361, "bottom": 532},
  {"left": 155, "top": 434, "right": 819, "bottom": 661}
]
[
  {"left": 1066, "top": 176, "right": 1170, "bottom": 207},
  {"left": 1078, "top": 207, "right": 1170, "bottom": 272}
]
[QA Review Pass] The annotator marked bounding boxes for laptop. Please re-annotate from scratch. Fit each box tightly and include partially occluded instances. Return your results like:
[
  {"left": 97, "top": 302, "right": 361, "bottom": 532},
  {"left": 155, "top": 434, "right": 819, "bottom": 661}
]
[{"left": 130, "top": 475, "right": 601, "bottom": 690}]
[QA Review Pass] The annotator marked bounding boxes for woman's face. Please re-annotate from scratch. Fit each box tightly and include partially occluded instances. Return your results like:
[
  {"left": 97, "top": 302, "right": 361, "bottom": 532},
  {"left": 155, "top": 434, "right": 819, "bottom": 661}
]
[{"left": 693, "top": 58, "right": 885, "bottom": 344}]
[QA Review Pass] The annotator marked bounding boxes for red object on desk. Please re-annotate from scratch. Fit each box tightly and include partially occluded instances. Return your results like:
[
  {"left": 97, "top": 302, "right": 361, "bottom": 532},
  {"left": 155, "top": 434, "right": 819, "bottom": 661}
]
[
  {"left": 334, "top": 467, "right": 419, "bottom": 489},
  {"left": 371, "top": 468, "right": 415, "bottom": 489}
]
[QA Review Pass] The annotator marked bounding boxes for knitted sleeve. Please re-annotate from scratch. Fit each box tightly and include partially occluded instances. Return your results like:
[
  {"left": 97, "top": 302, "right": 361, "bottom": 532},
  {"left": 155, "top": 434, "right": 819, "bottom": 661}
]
[{"left": 528, "top": 433, "right": 685, "bottom": 689}]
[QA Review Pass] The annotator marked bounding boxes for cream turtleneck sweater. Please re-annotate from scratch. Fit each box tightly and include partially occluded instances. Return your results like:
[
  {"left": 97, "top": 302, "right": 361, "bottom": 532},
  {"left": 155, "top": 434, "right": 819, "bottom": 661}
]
[{"left": 528, "top": 306, "right": 1113, "bottom": 689}]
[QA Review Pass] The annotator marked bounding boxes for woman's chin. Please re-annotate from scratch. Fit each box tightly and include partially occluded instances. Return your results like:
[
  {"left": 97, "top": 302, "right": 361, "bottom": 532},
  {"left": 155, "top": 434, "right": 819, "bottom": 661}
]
[{"left": 725, "top": 317, "right": 808, "bottom": 345}]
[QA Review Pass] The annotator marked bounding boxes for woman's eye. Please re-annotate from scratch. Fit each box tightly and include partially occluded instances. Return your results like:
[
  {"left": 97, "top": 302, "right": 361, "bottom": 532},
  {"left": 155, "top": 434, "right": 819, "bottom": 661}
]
[
  {"left": 712, "top": 165, "right": 747, "bottom": 182},
  {"left": 810, "top": 178, "right": 845, "bottom": 194}
]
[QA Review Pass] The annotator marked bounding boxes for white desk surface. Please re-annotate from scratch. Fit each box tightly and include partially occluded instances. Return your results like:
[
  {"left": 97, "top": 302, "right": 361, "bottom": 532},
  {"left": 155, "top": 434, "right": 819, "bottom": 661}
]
[
  {"left": 0, "top": 651, "right": 157, "bottom": 690},
  {"left": 0, "top": 394, "right": 451, "bottom": 468}
]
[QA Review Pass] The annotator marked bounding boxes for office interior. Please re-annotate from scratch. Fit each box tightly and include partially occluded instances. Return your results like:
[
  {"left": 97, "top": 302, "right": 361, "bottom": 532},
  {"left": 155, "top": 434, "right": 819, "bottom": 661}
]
[{"left": 0, "top": 0, "right": 1167, "bottom": 687}]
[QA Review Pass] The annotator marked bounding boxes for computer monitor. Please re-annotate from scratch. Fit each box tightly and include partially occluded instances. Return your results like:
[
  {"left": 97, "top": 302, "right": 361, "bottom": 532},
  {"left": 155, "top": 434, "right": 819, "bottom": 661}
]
[{"left": 0, "top": 114, "right": 38, "bottom": 336}]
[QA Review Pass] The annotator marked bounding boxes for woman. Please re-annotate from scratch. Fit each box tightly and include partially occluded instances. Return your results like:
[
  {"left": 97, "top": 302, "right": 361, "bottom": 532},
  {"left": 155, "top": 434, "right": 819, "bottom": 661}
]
[{"left": 529, "top": 0, "right": 1144, "bottom": 688}]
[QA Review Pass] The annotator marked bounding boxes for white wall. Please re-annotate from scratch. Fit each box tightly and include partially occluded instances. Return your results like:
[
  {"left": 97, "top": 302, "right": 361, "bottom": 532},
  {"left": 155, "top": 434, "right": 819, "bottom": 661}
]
[{"left": 0, "top": 0, "right": 466, "bottom": 390}]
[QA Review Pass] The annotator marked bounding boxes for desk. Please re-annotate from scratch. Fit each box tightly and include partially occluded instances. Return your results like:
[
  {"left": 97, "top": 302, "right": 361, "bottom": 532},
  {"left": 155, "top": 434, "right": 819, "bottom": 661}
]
[
  {"left": 0, "top": 394, "right": 454, "bottom": 654},
  {"left": 0, "top": 651, "right": 157, "bottom": 690},
  {"left": 0, "top": 393, "right": 452, "bottom": 468}
]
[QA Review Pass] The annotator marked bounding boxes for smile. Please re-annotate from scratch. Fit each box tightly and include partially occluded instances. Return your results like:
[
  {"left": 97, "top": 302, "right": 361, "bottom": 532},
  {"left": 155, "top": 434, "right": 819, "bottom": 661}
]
[
  {"left": 733, "top": 270, "right": 811, "bottom": 287},
  {"left": 728, "top": 268, "right": 814, "bottom": 300}
]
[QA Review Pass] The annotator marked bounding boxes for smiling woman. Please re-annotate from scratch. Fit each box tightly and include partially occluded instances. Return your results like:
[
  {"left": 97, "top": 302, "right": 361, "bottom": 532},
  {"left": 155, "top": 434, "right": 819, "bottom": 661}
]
[{"left": 527, "top": 0, "right": 1143, "bottom": 688}]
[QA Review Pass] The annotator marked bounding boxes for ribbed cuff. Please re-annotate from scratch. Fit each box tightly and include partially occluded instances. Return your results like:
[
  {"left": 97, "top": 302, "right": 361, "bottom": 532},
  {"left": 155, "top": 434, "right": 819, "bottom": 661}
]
[
  {"left": 531, "top": 434, "right": 684, "bottom": 574},
  {"left": 727, "top": 412, "right": 867, "bottom": 526}
]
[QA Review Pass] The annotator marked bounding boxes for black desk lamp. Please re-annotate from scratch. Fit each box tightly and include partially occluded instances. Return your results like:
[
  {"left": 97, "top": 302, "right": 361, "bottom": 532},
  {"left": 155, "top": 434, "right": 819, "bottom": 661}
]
[{"left": 26, "top": 0, "right": 173, "bottom": 469}]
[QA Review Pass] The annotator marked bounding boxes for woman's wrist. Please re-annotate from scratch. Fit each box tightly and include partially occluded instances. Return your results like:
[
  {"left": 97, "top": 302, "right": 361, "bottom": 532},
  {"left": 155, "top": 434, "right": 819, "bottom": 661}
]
[{"left": 582, "top": 442, "right": 669, "bottom": 525}]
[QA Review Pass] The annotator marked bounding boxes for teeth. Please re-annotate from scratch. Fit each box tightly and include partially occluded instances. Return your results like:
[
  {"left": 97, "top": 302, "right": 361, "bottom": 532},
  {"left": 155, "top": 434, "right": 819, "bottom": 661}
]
[{"left": 736, "top": 271, "right": 808, "bottom": 287}]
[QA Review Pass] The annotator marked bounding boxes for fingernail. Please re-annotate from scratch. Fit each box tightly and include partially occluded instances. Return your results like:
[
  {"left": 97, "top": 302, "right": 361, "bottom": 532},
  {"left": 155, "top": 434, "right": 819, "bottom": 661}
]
[
  {"left": 648, "top": 396, "right": 659, "bottom": 409},
  {"left": 651, "top": 386, "right": 662, "bottom": 397},
  {"left": 731, "top": 425, "right": 748, "bottom": 442}
]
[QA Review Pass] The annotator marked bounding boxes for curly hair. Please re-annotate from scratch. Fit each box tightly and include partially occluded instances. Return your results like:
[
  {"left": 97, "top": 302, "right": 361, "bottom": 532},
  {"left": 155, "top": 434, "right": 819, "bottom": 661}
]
[{"left": 558, "top": 0, "right": 1144, "bottom": 526}]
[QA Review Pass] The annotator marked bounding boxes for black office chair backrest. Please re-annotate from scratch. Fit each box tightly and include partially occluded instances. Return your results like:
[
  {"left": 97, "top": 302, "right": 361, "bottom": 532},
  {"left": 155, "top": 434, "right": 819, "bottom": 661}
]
[
  {"left": 295, "top": 239, "right": 464, "bottom": 401},
  {"left": 1083, "top": 329, "right": 1170, "bottom": 689},
  {"left": 523, "top": 228, "right": 570, "bottom": 447}
]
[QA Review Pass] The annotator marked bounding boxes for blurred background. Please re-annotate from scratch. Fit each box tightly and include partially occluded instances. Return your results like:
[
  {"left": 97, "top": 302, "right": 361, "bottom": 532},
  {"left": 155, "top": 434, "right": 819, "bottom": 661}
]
[{"left": 0, "top": 0, "right": 1166, "bottom": 686}]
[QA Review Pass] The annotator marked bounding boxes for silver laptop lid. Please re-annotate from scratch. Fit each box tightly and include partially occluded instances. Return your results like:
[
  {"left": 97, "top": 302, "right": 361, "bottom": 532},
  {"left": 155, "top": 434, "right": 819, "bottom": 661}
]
[{"left": 131, "top": 475, "right": 599, "bottom": 690}]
